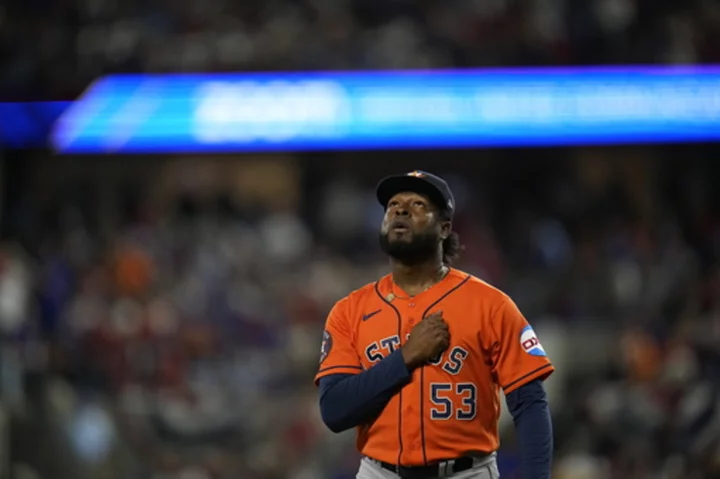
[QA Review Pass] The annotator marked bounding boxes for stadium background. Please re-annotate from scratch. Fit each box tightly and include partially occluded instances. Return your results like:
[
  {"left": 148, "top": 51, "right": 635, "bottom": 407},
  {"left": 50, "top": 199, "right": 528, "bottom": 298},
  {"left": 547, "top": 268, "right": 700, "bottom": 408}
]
[{"left": 0, "top": 1, "right": 719, "bottom": 478}]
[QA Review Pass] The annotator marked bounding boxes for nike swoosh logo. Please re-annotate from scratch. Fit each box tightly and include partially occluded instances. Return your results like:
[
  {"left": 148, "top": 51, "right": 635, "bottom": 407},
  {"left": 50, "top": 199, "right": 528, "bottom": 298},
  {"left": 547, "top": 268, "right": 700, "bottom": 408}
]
[{"left": 362, "top": 310, "right": 382, "bottom": 321}]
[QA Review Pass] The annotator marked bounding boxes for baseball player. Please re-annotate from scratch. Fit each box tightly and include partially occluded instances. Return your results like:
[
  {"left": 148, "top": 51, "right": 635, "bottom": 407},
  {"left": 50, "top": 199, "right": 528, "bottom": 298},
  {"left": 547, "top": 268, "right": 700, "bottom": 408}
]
[{"left": 315, "top": 171, "right": 554, "bottom": 479}]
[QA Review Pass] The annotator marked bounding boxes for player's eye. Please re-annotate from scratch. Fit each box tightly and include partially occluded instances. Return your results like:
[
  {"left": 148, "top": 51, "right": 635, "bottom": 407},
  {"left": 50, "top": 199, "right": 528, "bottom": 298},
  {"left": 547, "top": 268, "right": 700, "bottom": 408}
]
[
  {"left": 413, "top": 201, "right": 425, "bottom": 208},
  {"left": 388, "top": 201, "right": 399, "bottom": 208}
]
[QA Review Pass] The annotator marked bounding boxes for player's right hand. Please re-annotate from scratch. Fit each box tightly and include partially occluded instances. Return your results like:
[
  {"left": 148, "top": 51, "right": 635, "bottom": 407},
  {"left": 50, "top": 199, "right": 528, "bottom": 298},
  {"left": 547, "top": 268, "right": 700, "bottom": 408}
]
[{"left": 401, "top": 311, "right": 450, "bottom": 370}]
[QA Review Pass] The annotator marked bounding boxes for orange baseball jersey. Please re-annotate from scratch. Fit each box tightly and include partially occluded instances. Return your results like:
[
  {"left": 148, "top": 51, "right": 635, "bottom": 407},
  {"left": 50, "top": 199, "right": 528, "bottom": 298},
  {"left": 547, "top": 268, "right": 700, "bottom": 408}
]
[{"left": 314, "top": 268, "right": 554, "bottom": 466}]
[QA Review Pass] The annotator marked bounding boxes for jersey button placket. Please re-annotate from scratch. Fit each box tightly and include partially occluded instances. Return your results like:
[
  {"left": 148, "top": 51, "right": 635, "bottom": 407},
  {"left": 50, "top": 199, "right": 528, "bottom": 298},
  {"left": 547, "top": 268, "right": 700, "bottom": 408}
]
[
  {"left": 405, "top": 307, "right": 424, "bottom": 465},
  {"left": 406, "top": 318, "right": 415, "bottom": 341}
]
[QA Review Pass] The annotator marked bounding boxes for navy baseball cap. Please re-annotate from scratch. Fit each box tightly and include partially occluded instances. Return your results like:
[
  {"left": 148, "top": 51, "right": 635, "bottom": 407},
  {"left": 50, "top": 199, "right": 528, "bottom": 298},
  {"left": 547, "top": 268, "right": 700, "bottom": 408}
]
[{"left": 376, "top": 170, "right": 455, "bottom": 220}]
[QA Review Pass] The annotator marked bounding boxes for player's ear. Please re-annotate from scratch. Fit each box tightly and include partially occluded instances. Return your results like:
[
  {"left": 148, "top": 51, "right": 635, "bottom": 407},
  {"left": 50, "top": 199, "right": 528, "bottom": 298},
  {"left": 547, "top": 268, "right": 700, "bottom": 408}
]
[{"left": 440, "top": 221, "right": 451, "bottom": 240}]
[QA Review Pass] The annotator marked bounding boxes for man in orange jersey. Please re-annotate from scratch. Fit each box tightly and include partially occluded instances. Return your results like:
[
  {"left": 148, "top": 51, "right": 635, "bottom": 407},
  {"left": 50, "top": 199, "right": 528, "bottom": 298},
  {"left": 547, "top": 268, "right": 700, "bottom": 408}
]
[{"left": 315, "top": 171, "right": 554, "bottom": 479}]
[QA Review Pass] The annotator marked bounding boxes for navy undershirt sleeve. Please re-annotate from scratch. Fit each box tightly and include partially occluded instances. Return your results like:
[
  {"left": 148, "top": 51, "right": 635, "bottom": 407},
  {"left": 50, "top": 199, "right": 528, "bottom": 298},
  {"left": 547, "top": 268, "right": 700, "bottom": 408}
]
[
  {"left": 505, "top": 379, "right": 553, "bottom": 479},
  {"left": 318, "top": 349, "right": 411, "bottom": 433}
]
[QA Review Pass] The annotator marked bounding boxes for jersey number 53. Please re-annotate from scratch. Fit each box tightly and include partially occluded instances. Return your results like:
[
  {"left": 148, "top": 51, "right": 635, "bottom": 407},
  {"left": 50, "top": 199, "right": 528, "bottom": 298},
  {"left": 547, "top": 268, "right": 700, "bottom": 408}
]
[{"left": 429, "top": 382, "right": 477, "bottom": 421}]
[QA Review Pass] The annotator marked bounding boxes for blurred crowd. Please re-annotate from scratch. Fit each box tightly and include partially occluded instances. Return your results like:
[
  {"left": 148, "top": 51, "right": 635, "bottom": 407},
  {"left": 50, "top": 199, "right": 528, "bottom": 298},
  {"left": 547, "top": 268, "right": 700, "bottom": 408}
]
[
  {"left": 0, "top": 149, "right": 717, "bottom": 479},
  {"left": 1, "top": 0, "right": 720, "bottom": 476},
  {"left": 2, "top": 0, "right": 720, "bottom": 99}
]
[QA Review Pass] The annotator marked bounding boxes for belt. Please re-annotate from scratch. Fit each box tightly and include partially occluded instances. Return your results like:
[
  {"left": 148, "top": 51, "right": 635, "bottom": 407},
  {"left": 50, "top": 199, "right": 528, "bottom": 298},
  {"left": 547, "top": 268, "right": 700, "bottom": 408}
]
[{"left": 376, "top": 456, "right": 475, "bottom": 479}]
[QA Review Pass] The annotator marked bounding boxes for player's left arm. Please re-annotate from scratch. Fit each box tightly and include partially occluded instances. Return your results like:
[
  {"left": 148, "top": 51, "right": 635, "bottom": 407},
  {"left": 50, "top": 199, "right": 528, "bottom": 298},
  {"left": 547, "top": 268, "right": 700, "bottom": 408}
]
[
  {"left": 490, "top": 297, "right": 554, "bottom": 479},
  {"left": 505, "top": 379, "right": 552, "bottom": 479}
]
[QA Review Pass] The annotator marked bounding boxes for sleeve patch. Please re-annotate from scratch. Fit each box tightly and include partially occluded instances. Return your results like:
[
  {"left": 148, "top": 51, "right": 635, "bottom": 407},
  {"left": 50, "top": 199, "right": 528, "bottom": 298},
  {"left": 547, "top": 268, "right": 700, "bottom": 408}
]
[
  {"left": 319, "top": 330, "right": 333, "bottom": 364},
  {"left": 520, "top": 325, "right": 546, "bottom": 357}
]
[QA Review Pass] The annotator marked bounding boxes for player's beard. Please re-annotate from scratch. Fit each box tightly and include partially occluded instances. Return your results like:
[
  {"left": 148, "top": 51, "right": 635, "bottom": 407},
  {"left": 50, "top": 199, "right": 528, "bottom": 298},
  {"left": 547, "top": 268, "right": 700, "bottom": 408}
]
[{"left": 379, "top": 228, "right": 440, "bottom": 265}]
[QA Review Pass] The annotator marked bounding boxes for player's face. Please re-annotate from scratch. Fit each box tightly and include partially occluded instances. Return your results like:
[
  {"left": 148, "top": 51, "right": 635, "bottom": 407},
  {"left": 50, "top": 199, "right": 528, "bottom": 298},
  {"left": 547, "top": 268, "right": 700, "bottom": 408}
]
[{"left": 379, "top": 192, "right": 449, "bottom": 264}]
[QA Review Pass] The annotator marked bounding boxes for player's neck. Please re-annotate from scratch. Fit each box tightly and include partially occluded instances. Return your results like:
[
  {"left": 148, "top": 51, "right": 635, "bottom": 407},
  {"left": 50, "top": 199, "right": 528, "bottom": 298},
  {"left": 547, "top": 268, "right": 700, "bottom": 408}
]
[{"left": 391, "top": 259, "right": 448, "bottom": 297}]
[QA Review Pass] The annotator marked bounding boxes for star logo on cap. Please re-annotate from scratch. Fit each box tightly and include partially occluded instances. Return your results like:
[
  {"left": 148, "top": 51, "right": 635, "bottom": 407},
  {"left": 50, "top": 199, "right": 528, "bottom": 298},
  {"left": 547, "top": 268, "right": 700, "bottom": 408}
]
[{"left": 407, "top": 171, "right": 425, "bottom": 178}]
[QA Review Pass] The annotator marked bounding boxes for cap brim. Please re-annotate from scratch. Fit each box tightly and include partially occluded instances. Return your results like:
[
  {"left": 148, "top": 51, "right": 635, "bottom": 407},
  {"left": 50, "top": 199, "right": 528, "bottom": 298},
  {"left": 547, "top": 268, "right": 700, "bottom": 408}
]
[{"left": 376, "top": 175, "right": 447, "bottom": 211}]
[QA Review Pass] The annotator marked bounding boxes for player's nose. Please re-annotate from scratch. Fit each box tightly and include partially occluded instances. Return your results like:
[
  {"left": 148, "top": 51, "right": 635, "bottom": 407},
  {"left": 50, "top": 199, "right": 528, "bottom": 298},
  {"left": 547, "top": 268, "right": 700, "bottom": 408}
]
[
  {"left": 395, "top": 205, "right": 410, "bottom": 216},
  {"left": 393, "top": 203, "right": 410, "bottom": 216}
]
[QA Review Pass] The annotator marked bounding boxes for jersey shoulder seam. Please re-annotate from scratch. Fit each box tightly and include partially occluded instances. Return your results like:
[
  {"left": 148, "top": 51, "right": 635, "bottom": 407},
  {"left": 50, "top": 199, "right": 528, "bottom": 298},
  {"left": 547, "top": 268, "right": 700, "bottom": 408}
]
[
  {"left": 344, "top": 280, "right": 384, "bottom": 305},
  {"left": 456, "top": 275, "right": 514, "bottom": 341},
  {"left": 333, "top": 278, "right": 389, "bottom": 324},
  {"left": 461, "top": 273, "right": 510, "bottom": 299}
]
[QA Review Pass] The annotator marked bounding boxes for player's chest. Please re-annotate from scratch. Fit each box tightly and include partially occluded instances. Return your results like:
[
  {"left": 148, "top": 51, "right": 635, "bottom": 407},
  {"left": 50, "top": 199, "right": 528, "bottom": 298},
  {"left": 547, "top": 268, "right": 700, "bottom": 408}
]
[{"left": 355, "top": 300, "right": 480, "bottom": 367}]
